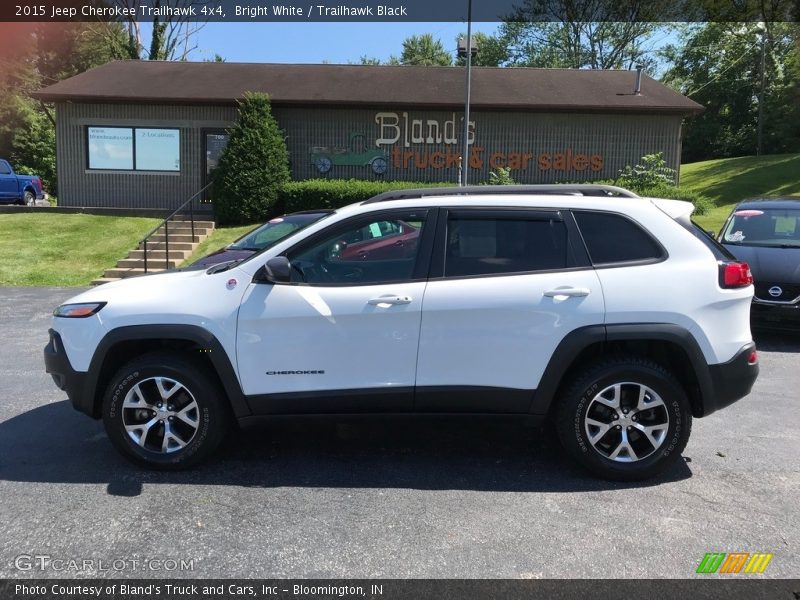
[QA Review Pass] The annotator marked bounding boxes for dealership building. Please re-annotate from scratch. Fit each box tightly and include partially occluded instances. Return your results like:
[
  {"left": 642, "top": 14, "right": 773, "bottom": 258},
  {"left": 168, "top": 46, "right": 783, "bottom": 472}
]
[{"left": 34, "top": 61, "right": 702, "bottom": 210}]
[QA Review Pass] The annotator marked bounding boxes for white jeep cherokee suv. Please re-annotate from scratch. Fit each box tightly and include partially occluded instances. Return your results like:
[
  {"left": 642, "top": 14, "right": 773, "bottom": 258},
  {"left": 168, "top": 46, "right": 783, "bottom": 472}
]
[{"left": 44, "top": 185, "right": 759, "bottom": 480}]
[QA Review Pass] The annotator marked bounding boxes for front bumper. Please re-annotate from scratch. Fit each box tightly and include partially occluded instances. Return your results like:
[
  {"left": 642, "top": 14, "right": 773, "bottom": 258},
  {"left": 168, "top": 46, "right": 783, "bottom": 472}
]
[
  {"left": 44, "top": 329, "right": 94, "bottom": 417},
  {"left": 751, "top": 300, "right": 800, "bottom": 333},
  {"left": 703, "top": 342, "right": 759, "bottom": 417}
]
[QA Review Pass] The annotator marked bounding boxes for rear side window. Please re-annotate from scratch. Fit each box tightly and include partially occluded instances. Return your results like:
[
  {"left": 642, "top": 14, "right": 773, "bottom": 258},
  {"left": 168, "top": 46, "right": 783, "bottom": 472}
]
[
  {"left": 445, "top": 216, "right": 571, "bottom": 277},
  {"left": 0, "top": 161, "right": 11, "bottom": 175},
  {"left": 573, "top": 211, "right": 664, "bottom": 265}
]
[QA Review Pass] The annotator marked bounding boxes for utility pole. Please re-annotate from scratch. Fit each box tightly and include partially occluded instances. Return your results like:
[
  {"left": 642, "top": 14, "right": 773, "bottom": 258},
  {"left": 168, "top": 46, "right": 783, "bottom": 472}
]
[{"left": 460, "top": 0, "right": 473, "bottom": 186}]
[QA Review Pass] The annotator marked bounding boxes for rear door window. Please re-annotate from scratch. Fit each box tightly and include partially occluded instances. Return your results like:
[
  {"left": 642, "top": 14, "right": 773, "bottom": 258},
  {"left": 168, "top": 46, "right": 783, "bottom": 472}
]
[{"left": 444, "top": 212, "right": 572, "bottom": 277}]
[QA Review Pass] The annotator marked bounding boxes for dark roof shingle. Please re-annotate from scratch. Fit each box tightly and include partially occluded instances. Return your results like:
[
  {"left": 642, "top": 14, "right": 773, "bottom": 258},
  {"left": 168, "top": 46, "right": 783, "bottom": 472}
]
[{"left": 34, "top": 61, "right": 702, "bottom": 114}]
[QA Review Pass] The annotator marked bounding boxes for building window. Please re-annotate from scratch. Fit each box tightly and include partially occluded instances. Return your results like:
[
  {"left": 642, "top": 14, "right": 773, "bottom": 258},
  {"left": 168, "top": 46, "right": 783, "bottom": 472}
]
[{"left": 87, "top": 126, "right": 180, "bottom": 172}]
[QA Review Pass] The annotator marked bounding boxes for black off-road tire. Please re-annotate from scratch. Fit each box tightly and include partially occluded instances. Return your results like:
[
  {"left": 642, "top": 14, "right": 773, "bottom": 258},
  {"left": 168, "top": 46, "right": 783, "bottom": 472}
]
[
  {"left": 102, "top": 351, "right": 231, "bottom": 470},
  {"left": 555, "top": 355, "right": 692, "bottom": 481}
]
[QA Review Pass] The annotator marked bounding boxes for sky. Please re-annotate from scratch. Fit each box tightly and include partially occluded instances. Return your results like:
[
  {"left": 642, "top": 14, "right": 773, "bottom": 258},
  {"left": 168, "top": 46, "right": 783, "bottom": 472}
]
[{"left": 186, "top": 22, "right": 501, "bottom": 64}]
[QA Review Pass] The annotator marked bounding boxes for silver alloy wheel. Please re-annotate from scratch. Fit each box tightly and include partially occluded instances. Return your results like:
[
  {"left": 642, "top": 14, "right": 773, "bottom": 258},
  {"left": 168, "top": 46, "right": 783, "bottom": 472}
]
[
  {"left": 584, "top": 381, "right": 670, "bottom": 463},
  {"left": 121, "top": 376, "right": 200, "bottom": 453}
]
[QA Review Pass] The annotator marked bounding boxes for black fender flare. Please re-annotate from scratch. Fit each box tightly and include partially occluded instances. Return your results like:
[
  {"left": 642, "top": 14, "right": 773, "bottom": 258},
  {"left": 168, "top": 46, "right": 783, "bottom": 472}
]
[
  {"left": 87, "top": 325, "right": 249, "bottom": 418},
  {"left": 531, "top": 323, "right": 713, "bottom": 416}
]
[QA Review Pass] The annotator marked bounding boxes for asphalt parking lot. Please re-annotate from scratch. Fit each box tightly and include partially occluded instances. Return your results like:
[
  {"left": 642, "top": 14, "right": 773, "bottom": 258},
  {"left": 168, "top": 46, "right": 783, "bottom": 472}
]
[{"left": 0, "top": 286, "right": 798, "bottom": 579}]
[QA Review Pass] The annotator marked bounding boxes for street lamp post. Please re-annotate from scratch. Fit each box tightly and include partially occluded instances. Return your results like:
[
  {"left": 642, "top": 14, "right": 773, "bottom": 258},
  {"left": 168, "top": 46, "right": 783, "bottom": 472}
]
[
  {"left": 460, "top": 0, "right": 473, "bottom": 186},
  {"left": 756, "top": 24, "right": 767, "bottom": 156}
]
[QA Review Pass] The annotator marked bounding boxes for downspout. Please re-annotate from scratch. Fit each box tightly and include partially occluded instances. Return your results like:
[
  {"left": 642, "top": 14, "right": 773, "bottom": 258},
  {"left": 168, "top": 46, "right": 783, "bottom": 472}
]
[{"left": 38, "top": 100, "right": 56, "bottom": 129}]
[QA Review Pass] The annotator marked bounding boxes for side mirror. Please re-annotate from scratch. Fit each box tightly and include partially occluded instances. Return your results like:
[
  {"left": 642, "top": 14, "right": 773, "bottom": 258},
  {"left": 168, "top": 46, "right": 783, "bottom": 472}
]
[{"left": 258, "top": 256, "right": 292, "bottom": 284}]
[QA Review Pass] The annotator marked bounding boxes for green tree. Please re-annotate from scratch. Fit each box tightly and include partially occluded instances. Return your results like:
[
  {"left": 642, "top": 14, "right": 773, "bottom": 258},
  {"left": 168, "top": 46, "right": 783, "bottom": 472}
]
[
  {"left": 661, "top": 22, "right": 800, "bottom": 161},
  {"left": 498, "top": 20, "right": 663, "bottom": 70},
  {"left": 212, "top": 93, "right": 290, "bottom": 225},
  {"left": 0, "top": 22, "right": 126, "bottom": 193},
  {"left": 11, "top": 98, "right": 56, "bottom": 193},
  {"left": 454, "top": 32, "right": 509, "bottom": 67},
  {"left": 87, "top": 1, "right": 207, "bottom": 61},
  {"left": 395, "top": 34, "right": 453, "bottom": 66}
]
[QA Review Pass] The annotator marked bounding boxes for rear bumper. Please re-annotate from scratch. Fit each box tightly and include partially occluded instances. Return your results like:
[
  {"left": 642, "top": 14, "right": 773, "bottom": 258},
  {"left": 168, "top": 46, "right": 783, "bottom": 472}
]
[
  {"left": 703, "top": 342, "right": 759, "bottom": 417},
  {"left": 44, "top": 329, "right": 95, "bottom": 417}
]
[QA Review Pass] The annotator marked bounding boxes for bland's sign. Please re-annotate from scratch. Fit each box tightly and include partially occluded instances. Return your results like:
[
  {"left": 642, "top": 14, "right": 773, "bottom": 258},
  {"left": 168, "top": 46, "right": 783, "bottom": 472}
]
[{"left": 373, "top": 111, "right": 604, "bottom": 173}]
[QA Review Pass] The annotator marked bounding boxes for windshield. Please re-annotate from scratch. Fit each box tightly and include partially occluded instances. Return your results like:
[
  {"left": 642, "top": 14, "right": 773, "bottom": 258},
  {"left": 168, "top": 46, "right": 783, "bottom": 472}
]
[
  {"left": 721, "top": 208, "right": 800, "bottom": 248},
  {"left": 229, "top": 212, "right": 330, "bottom": 251}
]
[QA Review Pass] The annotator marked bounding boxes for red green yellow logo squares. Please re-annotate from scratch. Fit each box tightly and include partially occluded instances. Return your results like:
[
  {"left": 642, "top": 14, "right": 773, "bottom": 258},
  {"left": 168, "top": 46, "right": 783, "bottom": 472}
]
[{"left": 697, "top": 552, "right": 773, "bottom": 574}]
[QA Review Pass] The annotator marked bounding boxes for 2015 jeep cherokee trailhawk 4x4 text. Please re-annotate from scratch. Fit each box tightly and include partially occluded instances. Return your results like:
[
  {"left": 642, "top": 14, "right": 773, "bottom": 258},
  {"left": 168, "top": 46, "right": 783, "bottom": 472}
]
[{"left": 44, "top": 185, "right": 759, "bottom": 480}]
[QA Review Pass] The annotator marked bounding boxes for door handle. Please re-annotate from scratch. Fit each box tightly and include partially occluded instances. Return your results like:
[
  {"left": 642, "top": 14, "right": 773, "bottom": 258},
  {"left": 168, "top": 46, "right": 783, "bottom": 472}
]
[
  {"left": 543, "top": 287, "right": 591, "bottom": 298},
  {"left": 368, "top": 295, "right": 413, "bottom": 306}
]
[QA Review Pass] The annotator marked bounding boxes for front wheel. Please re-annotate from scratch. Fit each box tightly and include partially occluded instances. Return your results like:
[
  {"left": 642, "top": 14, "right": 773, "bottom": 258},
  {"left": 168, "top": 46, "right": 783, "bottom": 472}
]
[
  {"left": 556, "top": 356, "right": 692, "bottom": 481},
  {"left": 102, "top": 352, "right": 231, "bottom": 470}
]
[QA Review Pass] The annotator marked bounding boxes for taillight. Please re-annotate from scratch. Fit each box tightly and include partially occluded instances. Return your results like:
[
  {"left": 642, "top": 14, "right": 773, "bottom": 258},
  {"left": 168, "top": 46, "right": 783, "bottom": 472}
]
[
  {"left": 35, "top": 177, "right": 43, "bottom": 191},
  {"left": 719, "top": 261, "right": 753, "bottom": 288},
  {"left": 747, "top": 349, "right": 758, "bottom": 365}
]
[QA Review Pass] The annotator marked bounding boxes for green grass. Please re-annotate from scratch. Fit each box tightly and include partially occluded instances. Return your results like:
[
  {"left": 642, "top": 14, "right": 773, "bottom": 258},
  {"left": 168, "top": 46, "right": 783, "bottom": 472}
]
[
  {"left": 180, "top": 224, "right": 256, "bottom": 266},
  {"left": 681, "top": 153, "right": 800, "bottom": 232},
  {"left": 0, "top": 214, "right": 159, "bottom": 286}
]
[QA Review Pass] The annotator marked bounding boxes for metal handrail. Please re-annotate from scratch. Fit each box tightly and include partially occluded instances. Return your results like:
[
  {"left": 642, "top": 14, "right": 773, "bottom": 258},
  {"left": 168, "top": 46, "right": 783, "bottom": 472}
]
[{"left": 141, "top": 182, "right": 214, "bottom": 273}]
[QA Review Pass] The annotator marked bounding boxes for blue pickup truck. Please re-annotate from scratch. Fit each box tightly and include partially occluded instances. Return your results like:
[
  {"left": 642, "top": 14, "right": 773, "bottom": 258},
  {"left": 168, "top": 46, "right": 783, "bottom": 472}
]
[{"left": 0, "top": 159, "right": 46, "bottom": 205}]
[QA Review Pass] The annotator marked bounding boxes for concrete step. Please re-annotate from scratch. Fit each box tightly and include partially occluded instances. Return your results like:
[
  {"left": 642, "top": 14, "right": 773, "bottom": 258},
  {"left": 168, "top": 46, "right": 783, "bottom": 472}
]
[
  {"left": 103, "top": 267, "right": 168, "bottom": 279},
  {"left": 146, "top": 233, "right": 204, "bottom": 244},
  {"left": 91, "top": 277, "right": 120, "bottom": 286},
  {"left": 153, "top": 225, "right": 212, "bottom": 235},
  {"left": 128, "top": 249, "right": 193, "bottom": 260},
  {"left": 171, "top": 218, "right": 215, "bottom": 227},
  {"left": 117, "top": 258, "right": 181, "bottom": 269},
  {"left": 139, "top": 241, "right": 195, "bottom": 251}
]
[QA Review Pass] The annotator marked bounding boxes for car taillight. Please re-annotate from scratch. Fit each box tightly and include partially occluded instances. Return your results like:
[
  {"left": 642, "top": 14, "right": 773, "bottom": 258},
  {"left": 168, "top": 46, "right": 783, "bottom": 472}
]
[
  {"left": 719, "top": 261, "right": 753, "bottom": 288},
  {"left": 35, "top": 177, "right": 43, "bottom": 191},
  {"left": 747, "top": 349, "right": 758, "bottom": 365}
]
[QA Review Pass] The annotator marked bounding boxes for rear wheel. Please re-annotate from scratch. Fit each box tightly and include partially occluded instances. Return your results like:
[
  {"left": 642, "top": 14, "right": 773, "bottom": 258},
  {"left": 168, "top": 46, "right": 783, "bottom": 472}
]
[
  {"left": 556, "top": 356, "right": 692, "bottom": 481},
  {"left": 102, "top": 352, "right": 230, "bottom": 470},
  {"left": 22, "top": 190, "right": 35, "bottom": 206}
]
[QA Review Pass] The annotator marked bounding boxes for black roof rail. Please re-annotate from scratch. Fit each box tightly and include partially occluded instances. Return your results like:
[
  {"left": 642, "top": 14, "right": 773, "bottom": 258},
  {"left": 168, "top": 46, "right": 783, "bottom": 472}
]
[{"left": 362, "top": 184, "right": 639, "bottom": 205}]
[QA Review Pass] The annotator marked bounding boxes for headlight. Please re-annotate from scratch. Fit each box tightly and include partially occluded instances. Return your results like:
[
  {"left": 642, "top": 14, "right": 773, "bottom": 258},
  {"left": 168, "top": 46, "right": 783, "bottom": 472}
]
[{"left": 53, "top": 302, "right": 106, "bottom": 318}]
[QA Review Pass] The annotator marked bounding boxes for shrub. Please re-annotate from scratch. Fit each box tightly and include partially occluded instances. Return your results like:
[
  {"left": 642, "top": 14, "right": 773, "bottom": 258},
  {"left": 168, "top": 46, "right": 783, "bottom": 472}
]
[
  {"left": 616, "top": 152, "right": 676, "bottom": 190},
  {"left": 636, "top": 184, "right": 712, "bottom": 215},
  {"left": 487, "top": 167, "right": 515, "bottom": 185},
  {"left": 280, "top": 179, "right": 452, "bottom": 212},
  {"left": 212, "top": 93, "right": 290, "bottom": 225}
]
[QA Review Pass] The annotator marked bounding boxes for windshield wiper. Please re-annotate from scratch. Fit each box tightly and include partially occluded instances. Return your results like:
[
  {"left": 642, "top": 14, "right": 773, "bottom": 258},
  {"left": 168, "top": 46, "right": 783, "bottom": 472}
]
[{"left": 206, "top": 259, "right": 244, "bottom": 274}]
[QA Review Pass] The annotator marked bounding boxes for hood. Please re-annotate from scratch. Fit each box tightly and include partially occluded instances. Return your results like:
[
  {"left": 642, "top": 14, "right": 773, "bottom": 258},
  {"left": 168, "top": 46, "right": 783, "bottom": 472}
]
[
  {"left": 63, "top": 267, "right": 211, "bottom": 305},
  {"left": 722, "top": 244, "right": 800, "bottom": 284}
]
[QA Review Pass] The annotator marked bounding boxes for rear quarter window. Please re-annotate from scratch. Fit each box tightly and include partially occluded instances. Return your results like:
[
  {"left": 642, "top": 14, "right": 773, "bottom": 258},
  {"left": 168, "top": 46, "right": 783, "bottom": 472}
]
[
  {"left": 573, "top": 211, "right": 665, "bottom": 265},
  {"left": 684, "top": 221, "right": 736, "bottom": 261}
]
